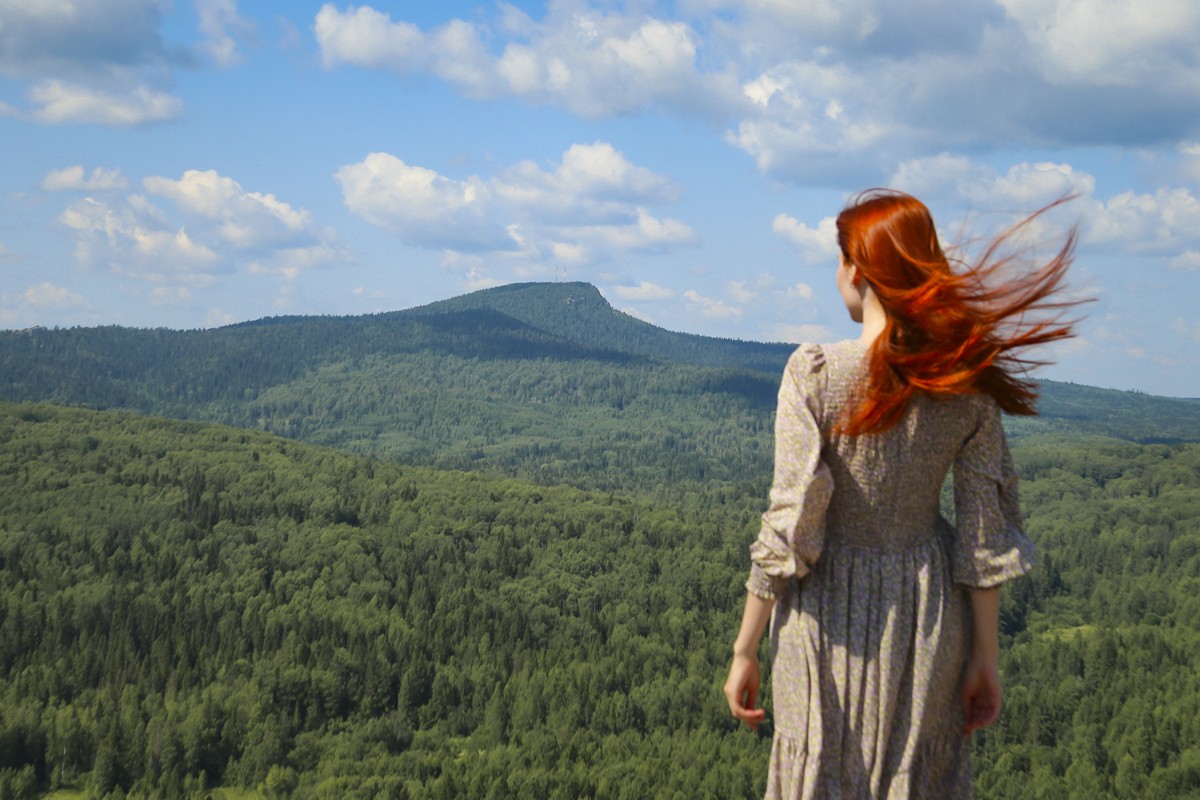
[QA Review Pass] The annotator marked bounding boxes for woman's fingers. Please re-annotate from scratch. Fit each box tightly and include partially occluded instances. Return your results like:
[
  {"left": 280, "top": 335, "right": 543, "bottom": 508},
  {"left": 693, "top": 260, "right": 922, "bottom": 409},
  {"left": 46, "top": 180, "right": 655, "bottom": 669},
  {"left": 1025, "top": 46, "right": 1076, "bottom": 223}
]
[{"left": 724, "top": 655, "right": 765, "bottom": 730}]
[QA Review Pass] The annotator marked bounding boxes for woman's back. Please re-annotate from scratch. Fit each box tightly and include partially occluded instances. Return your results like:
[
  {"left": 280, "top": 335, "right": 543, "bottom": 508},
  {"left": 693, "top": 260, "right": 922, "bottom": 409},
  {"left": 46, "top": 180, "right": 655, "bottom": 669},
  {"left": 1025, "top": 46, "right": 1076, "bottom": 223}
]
[
  {"left": 817, "top": 339, "right": 982, "bottom": 551},
  {"left": 749, "top": 339, "right": 1032, "bottom": 799},
  {"left": 725, "top": 189, "right": 1076, "bottom": 800}
]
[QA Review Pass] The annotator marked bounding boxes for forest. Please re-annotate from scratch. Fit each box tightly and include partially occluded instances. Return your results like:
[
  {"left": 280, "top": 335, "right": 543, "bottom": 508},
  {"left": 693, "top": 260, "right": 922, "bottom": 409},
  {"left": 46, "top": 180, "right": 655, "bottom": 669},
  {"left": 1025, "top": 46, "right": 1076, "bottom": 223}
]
[{"left": 1, "top": 281, "right": 1199, "bottom": 798}]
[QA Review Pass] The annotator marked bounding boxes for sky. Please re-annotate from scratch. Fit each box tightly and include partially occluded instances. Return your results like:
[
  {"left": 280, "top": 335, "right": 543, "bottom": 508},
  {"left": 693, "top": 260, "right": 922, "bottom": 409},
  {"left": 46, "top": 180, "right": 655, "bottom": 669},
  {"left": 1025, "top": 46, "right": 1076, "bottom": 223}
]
[{"left": 2, "top": 1, "right": 1199, "bottom": 398}]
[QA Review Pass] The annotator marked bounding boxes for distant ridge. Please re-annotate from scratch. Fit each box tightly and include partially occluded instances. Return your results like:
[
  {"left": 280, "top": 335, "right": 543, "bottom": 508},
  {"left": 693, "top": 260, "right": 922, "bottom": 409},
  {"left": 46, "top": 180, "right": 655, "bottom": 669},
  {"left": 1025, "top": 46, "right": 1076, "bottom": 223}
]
[
  {"left": 2, "top": 280, "right": 1199, "bottom": 445},
  {"left": 399, "top": 282, "right": 1200, "bottom": 441},
  {"left": 400, "top": 281, "right": 794, "bottom": 374}
]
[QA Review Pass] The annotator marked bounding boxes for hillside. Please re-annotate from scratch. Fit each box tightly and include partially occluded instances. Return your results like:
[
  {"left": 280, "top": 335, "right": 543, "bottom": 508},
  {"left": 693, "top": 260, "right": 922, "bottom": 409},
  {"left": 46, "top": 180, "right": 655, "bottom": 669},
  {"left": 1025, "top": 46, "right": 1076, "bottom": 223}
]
[
  {"left": 1, "top": 282, "right": 1199, "bottom": 500},
  {"left": 0, "top": 401, "right": 767, "bottom": 798},
  {"left": 403, "top": 281, "right": 794, "bottom": 373},
  {"left": 2, "top": 403, "right": 1199, "bottom": 798}
]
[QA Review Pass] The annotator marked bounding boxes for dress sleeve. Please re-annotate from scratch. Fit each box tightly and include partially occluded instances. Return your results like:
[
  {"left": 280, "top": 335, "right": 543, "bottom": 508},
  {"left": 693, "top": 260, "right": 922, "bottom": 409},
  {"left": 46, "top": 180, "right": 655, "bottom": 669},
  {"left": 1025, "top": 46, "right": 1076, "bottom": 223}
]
[
  {"left": 746, "top": 344, "right": 834, "bottom": 600},
  {"left": 950, "top": 398, "right": 1036, "bottom": 587}
]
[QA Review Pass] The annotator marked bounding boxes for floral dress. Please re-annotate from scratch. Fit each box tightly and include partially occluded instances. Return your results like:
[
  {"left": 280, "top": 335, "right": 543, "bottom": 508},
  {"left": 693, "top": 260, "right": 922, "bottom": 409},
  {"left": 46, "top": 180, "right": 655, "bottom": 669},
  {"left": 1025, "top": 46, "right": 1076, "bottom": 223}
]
[{"left": 746, "top": 340, "right": 1034, "bottom": 799}]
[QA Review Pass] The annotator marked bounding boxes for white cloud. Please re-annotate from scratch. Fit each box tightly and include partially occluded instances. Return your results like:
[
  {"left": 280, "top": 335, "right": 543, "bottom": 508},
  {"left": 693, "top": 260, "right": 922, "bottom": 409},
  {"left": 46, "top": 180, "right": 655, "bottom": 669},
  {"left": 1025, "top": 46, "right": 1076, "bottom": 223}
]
[
  {"left": 58, "top": 169, "right": 343, "bottom": 286},
  {"left": 684, "top": 288, "right": 741, "bottom": 318},
  {"left": 144, "top": 170, "right": 321, "bottom": 251},
  {"left": 336, "top": 153, "right": 506, "bottom": 251},
  {"left": 336, "top": 143, "right": 696, "bottom": 281},
  {"left": 28, "top": 80, "right": 182, "bottom": 126},
  {"left": 23, "top": 282, "right": 87, "bottom": 310},
  {"left": 998, "top": 0, "right": 1200, "bottom": 86},
  {"left": 314, "top": 3, "right": 743, "bottom": 119},
  {"left": 886, "top": 158, "right": 1200, "bottom": 261},
  {"left": 611, "top": 281, "right": 674, "bottom": 301},
  {"left": 727, "top": 280, "right": 757, "bottom": 303},
  {"left": 196, "top": 0, "right": 255, "bottom": 67},
  {"left": 314, "top": 4, "right": 429, "bottom": 71},
  {"left": 41, "top": 166, "right": 129, "bottom": 192},
  {"left": 1088, "top": 188, "right": 1200, "bottom": 255},
  {"left": 787, "top": 282, "right": 814, "bottom": 300},
  {"left": 552, "top": 209, "right": 697, "bottom": 254},
  {"left": 773, "top": 213, "right": 838, "bottom": 262},
  {"left": 0, "top": 0, "right": 183, "bottom": 126},
  {"left": 311, "top": 3, "right": 1200, "bottom": 184},
  {"left": 0, "top": 242, "right": 17, "bottom": 262}
]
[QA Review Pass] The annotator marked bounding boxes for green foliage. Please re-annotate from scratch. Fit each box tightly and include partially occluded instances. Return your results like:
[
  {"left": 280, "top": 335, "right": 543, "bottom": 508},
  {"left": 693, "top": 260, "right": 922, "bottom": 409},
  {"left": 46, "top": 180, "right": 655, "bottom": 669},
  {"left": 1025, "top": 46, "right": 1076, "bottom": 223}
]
[
  {"left": 0, "top": 403, "right": 770, "bottom": 798},
  {"left": 2, "top": 281, "right": 1200, "bottom": 798}
]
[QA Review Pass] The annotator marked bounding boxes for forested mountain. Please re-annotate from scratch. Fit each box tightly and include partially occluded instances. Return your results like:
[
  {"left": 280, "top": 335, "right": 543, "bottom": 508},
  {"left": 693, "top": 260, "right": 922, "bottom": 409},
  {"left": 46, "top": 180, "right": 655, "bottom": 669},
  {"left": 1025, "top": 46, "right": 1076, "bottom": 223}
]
[
  {"left": 403, "top": 282, "right": 794, "bottom": 373},
  {"left": 2, "top": 281, "right": 1200, "bottom": 798},
  {"left": 2, "top": 403, "right": 1199, "bottom": 799},
  {"left": 1, "top": 282, "right": 1198, "bottom": 497}
]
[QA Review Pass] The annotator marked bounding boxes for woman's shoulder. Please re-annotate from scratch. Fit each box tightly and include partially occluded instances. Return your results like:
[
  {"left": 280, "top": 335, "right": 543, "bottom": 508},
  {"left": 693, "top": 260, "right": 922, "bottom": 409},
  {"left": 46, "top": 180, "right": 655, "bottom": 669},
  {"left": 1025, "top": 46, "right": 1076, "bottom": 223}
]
[{"left": 786, "top": 339, "right": 868, "bottom": 376}]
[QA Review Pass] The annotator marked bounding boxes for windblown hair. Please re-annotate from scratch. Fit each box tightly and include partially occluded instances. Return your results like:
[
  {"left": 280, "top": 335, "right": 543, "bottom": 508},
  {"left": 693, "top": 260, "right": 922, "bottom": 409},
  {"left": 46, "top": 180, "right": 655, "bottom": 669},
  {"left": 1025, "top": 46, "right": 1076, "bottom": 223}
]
[{"left": 836, "top": 189, "right": 1082, "bottom": 435}]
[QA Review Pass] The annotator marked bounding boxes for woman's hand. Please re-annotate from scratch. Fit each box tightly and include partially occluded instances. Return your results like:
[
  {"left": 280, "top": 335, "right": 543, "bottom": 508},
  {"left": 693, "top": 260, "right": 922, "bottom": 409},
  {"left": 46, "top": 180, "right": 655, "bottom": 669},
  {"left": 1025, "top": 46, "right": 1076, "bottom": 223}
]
[
  {"left": 724, "top": 653, "right": 766, "bottom": 730},
  {"left": 960, "top": 655, "right": 1001, "bottom": 736}
]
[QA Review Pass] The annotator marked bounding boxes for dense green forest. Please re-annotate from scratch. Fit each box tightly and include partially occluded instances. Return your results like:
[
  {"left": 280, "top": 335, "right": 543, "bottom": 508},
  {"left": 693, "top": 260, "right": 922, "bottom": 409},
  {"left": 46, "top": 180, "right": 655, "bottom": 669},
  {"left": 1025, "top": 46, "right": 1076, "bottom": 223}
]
[
  {"left": 2, "top": 405, "right": 1199, "bottom": 798},
  {"left": 2, "top": 281, "right": 1200, "bottom": 798},
  {"left": 0, "top": 403, "right": 766, "bottom": 799}
]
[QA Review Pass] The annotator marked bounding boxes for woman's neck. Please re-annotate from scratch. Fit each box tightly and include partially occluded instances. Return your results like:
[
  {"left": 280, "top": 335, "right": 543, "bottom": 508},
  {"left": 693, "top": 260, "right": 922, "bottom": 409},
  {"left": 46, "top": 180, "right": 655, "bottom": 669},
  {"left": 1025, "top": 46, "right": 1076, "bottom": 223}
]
[{"left": 858, "top": 286, "right": 888, "bottom": 346}]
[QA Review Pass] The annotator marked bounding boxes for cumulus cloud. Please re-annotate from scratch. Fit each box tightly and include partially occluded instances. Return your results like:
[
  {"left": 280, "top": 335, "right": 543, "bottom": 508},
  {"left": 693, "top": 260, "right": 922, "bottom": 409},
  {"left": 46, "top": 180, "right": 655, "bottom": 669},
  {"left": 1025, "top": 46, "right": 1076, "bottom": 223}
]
[
  {"left": 58, "top": 169, "right": 343, "bottom": 286},
  {"left": 336, "top": 153, "right": 507, "bottom": 251},
  {"left": 773, "top": 213, "right": 838, "bottom": 262},
  {"left": 1088, "top": 188, "right": 1200, "bottom": 255},
  {"left": 336, "top": 142, "right": 697, "bottom": 282},
  {"left": 998, "top": 0, "right": 1200, "bottom": 86},
  {"left": 143, "top": 170, "right": 322, "bottom": 252},
  {"left": 0, "top": 0, "right": 185, "bottom": 126},
  {"left": 684, "top": 288, "right": 741, "bottom": 318},
  {"left": 23, "top": 282, "right": 89, "bottom": 310},
  {"left": 787, "top": 282, "right": 815, "bottom": 300},
  {"left": 312, "top": 2, "right": 1200, "bottom": 183},
  {"left": 314, "top": 3, "right": 744, "bottom": 119},
  {"left": 885, "top": 157, "right": 1200, "bottom": 262},
  {"left": 41, "top": 166, "right": 129, "bottom": 192}
]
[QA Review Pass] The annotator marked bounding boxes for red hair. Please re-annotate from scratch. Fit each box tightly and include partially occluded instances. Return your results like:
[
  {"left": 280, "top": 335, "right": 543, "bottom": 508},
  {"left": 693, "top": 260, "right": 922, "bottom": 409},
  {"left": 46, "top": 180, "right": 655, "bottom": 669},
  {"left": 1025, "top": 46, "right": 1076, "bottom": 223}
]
[{"left": 835, "top": 189, "right": 1083, "bottom": 435}]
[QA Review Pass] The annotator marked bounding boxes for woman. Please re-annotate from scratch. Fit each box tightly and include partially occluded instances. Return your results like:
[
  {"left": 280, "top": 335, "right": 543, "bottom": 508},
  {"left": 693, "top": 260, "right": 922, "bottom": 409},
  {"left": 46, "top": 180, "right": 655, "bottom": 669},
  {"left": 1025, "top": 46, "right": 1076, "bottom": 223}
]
[{"left": 723, "top": 190, "right": 1079, "bottom": 798}]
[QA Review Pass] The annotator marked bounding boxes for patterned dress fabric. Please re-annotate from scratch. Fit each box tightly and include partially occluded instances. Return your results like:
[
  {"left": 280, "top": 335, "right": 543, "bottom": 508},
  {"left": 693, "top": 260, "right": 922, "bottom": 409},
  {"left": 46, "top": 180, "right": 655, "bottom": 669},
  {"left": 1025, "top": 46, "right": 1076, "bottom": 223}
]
[{"left": 746, "top": 340, "right": 1035, "bottom": 799}]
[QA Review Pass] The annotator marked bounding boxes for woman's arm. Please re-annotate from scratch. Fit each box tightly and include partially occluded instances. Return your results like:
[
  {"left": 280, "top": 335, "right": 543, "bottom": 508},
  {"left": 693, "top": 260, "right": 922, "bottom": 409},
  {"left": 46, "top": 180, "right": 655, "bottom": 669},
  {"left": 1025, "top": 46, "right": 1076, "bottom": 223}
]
[
  {"left": 724, "top": 592, "right": 776, "bottom": 730},
  {"left": 961, "top": 585, "right": 1001, "bottom": 736}
]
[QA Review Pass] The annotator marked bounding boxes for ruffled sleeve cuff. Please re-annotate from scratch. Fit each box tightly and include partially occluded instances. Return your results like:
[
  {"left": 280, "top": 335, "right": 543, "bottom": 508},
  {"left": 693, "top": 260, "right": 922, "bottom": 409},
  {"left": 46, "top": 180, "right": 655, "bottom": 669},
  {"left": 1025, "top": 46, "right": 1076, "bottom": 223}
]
[
  {"left": 745, "top": 546, "right": 810, "bottom": 600},
  {"left": 951, "top": 526, "right": 1036, "bottom": 588}
]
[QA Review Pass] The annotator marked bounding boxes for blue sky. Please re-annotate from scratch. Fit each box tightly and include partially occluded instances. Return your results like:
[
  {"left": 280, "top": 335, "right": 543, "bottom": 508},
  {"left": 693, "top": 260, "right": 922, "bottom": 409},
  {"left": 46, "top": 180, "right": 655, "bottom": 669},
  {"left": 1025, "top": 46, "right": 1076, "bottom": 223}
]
[{"left": 2, "top": 0, "right": 1199, "bottom": 397}]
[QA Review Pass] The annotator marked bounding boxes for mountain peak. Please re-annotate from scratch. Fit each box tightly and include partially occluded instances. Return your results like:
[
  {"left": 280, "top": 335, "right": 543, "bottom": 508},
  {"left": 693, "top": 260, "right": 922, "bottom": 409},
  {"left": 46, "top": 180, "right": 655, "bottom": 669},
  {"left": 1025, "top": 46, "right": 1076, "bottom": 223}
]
[{"left": 402, "top": 281, "right": 794, "bottom": 373}]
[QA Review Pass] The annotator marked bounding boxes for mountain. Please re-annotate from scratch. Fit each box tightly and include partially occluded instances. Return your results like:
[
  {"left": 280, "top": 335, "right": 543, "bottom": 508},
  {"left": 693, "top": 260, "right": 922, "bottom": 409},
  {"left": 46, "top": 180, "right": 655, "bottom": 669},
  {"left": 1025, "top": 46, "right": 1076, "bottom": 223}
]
[
  {"left": 403, "top": 281, "right": 795, "bottom": 373},
  {"left": 1, "top": 280, "right": 1198, "bottom": 495}
]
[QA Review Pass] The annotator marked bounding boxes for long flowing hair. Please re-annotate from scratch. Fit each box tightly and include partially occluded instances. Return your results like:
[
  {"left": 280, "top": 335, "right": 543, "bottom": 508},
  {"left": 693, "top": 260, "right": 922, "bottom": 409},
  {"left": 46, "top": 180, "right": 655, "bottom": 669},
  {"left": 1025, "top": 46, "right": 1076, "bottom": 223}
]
[{"left": 835, "top": 189, "right": 1083, "bottom": 435}]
